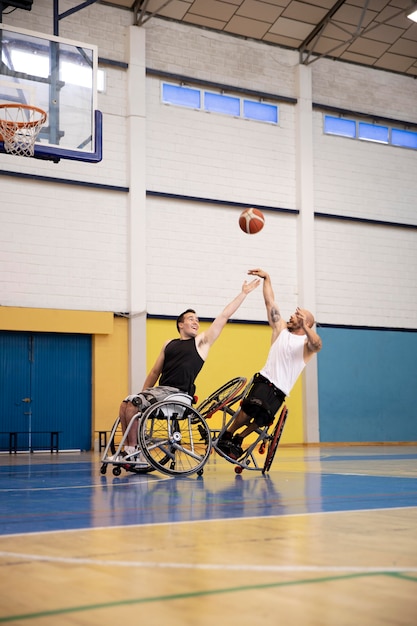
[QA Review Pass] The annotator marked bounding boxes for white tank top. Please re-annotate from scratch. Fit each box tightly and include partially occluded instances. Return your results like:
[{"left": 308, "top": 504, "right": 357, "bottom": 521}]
[{"left": 260, "top": 328, "right": 306, "bottom": 396}]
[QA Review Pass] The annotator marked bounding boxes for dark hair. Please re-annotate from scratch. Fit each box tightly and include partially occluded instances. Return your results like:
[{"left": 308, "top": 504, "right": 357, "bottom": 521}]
[{"left": 176, "top": 308, "right": 196, "bottom": 332}]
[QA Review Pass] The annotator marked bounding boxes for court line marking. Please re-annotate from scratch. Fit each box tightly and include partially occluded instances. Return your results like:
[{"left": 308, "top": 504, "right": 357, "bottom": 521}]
[
  {"left": 1, "top": 550, "right": 416, "bottom": 573},
  {"left": 0, "top": 504, "right": 416, "bottom": 538},
  {"left": 1, "top": 472, "right": 415, "bottom": 492},
  {"left": 0, "top": 474, "right": 174, "bottom": 493},
  {"left": 0, "top": 571, "right": 415, "bottom": 623}
]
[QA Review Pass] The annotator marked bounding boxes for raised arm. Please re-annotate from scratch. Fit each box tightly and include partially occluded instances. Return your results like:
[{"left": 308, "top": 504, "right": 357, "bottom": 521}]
[
  {"left": 196, "top": 278, "right": 260, "bottom": 357},
  {"left": 248, "top": 268, "right": 286, "bottom": 341}
]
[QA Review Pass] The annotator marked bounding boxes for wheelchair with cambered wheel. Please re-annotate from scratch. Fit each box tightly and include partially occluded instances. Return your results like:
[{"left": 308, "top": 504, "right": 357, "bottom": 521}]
[
  {"left": 100, "top": 378, "right": 248, "bottom": 478},
  {"left": 209, "top": 379, "right": 289, "bottom": 474}
]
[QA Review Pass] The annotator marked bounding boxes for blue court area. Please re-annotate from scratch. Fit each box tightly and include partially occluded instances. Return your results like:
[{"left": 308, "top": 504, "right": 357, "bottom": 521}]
[{"left": 1, "top": 447, "right": 416, "bottom": 536}]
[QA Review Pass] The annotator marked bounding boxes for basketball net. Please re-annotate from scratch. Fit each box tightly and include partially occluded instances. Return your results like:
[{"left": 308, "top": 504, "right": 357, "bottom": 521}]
[{"left": 0, "top": 104, "right": 47, "bottom": 157}]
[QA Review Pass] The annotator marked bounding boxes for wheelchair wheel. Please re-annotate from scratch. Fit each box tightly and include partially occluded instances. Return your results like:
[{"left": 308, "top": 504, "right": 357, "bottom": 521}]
[
  {"left": 108, "top": 418, "right": 155, "bottom": 475},
  {"left": 196, "top": 377, "right": 247, "bottom": 419},
  {"left": 262, "top": 405, "right": 288, "bottom": 474},
  {"left": 138, "top": 400, "right": 212, "bottom": 476}
]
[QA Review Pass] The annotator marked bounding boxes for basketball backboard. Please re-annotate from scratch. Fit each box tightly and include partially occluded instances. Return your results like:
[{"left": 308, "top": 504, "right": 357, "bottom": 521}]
[{"left": 0, "top": 24, "right": 102, "bottom": 162}]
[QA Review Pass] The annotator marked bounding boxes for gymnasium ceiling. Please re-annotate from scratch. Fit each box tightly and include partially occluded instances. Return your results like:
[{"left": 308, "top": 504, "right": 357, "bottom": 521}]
[{"left": 102, "top": 0, "right": 417, "bottom": 77}]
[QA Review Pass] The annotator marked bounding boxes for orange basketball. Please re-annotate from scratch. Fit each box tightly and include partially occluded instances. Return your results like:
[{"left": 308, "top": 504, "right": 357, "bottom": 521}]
[{"left": 239, "top": 208, "right": 265, "bottom": 234}]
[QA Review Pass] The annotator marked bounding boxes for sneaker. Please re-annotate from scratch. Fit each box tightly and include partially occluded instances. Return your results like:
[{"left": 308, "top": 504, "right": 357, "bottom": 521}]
[
  {"left": 228, "top": 442, "right": 244, "bottom": 460},
  {"left": 217, "top": 438, "right": 232, "bottom": 454},
  {"left": 197, "top": 424, "right": 210, "bottom": 444},
  {"left": 107, "top": 450, "right": 126, "bottom": 462},
  {"left": 216, "top": 431, "right": 233, "bottom": 453},
  {"left": 216, "top": 431, "right": 232, "bottom": 448},
  {"left": 217, "top": 434, "right": 243, "bottom": 458},
  {"left": 217, "top": 438, "right": 243, "bottom": 459},
  {"left": 124, "top": 446, "right": 148, "bottom": 464}
]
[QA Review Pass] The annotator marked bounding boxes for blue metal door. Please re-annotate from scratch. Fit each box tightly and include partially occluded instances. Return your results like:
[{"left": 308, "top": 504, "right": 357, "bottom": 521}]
[
  {"left": 0, "top": 333, "right": 32, "bottom": 450},
  {"left": 0, "top": 331, "right": 92, "bottom": 451}
]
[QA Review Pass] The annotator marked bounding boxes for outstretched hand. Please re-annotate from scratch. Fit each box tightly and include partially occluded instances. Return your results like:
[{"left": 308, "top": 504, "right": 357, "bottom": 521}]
[
  {"left": 248, "top": 268, "right": 268, "bottom": 280},
  {"left": 242, "top": 278, "right": 261, "bottom": 294}
]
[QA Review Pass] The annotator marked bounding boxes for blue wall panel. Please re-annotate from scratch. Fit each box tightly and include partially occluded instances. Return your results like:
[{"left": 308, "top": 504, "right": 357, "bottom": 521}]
[
  {"left": 0, "top": 333, "right": 31, "bottom": 435},
  {"left": 0, "top": 331, "right": 92, "bottom": 451},
  {"left": 31, "top": 333, "right": 92, "bottom": 451},
  {"left": 317, "top": 327, "right": 417, "bottom": 442}
]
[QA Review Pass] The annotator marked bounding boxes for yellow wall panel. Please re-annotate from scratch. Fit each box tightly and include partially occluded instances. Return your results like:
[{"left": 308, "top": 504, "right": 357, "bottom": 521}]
[
  {"left": 0, "top": 307, "right": 113, "bottom": 334},
  {"left": 93, "top": 316, "right": 129, "bottom": 434}
]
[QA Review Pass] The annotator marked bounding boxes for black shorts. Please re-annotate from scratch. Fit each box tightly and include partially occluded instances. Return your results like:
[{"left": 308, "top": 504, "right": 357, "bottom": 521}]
[{"left": 241, "top": 373, "right": 286, "bottom": 427}]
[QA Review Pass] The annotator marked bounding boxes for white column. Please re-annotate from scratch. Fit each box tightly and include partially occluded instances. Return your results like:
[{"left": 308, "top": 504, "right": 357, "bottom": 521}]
[
  {"left": 295, "top": 63, "right": 320, "bottom": 443},
  {"left": 127, "top": 25, "right": 147, "bottom": 392}
]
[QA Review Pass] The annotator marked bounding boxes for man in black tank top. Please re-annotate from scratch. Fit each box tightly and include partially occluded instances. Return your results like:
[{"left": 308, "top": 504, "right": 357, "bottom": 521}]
[
  {"left": 116, "top": 278, "right": 260, "bottom": 454},
  {"left": 158, "top": 337, "right": 203, "bottom": 396}
]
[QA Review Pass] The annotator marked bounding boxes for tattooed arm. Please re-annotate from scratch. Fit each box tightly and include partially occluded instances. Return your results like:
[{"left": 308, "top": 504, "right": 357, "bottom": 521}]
[{"left": 248, "top": 269, "right": 287, "bottom": 342}]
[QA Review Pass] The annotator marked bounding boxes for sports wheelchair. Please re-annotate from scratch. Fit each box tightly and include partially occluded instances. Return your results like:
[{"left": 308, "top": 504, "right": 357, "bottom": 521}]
[
  {"left": 208, "top": 379, "right": 289, "bottom": 474},
  {"left": 100, "top": 377, "right": 247, "bottom": 478}
]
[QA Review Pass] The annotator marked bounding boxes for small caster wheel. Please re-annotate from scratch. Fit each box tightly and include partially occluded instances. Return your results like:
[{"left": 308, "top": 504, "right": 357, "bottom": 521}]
[
  {"left": 100, "top": 464, "right": 107, "bottom": 475},
  {"left": 234, "top": 465, "right": 243, "bottom": 474},
  {"left": 259, "top": 443, "right": 266, "bottom": 454},
  {"left": 197, "top": 468, "right": 204, "bottom": 476},
  {"left": 112, "top": 466, "right": 122, "bottom": 476}
]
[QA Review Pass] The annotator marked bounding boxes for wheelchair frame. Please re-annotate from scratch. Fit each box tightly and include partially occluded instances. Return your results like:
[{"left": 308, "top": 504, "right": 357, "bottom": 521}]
[
  {"left": 99, "top": 378, "right": 288, "bottom": 477},
  {"left": 100, "top": 379, "right": 247, "bottom": 478},
  {"left": 210, "top": 388, "right": 289, "bottom": 474},
  {"left": 100, "top": 391, "right": 209, "bottom": 477}
]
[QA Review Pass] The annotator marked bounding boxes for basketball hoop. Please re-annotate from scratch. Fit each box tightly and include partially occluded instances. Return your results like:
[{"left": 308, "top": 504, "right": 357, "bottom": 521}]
[{"left": 0, "top": 104, "right": 47, "bottom": 157}]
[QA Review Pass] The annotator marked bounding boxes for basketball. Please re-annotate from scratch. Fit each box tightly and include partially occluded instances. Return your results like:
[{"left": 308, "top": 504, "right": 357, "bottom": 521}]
[{"left": 239, "top": 208, "right": 265, "bottom": 234}]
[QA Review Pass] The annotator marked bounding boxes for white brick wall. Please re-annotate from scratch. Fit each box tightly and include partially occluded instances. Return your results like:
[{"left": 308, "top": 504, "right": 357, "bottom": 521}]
[
  {"left": 146, "top": 77, "right": 296, "bottom": 208},
  {"left": 1, "top": 4, "right": 416, "bottom": 328},
  {"left": 0, "top": 177, "right": 128, "bottom": 311},
  {"left": 312, "top": 58, "right": 417, "bottom": 124},
  {"left": 145, "top": 20, "right": 297, "bottom": 98},
  {"left": 313, "top": 112, "right": 417, "bottom": 224},
  {"left": 145, "top": 196, "right": 297, "bottom": 321},
  {"left": 315, "top": 219, "right": 417, "bottom": 327}
]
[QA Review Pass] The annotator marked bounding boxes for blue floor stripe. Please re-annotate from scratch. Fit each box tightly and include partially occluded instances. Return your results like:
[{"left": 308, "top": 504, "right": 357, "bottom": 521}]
[{"left": 0, "top": 450, "right": 416, "bottom": 535}]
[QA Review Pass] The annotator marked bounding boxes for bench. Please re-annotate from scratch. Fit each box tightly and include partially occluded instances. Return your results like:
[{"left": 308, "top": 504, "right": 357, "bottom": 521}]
[
  {"left": 95, "top": 430, "right": 111, "bottom": 452},
  {"left": 0, "top": 431, "right": 61, "bottom": 454}
]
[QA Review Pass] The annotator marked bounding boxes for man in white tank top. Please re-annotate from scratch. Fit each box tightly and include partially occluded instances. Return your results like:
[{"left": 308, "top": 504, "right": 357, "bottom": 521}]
[{"left": 217, "top": 268, "right": 322, "bottom": 459}]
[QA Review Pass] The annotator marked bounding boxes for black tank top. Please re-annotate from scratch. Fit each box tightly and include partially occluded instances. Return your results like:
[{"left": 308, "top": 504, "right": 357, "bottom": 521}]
[{"left": 159, "top": 338, "right": 204, "bottom": 395}]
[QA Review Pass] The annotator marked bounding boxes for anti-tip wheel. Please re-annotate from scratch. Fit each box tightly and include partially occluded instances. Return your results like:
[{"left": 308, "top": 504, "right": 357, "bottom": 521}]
[
  {"left": 112, "top": 466, "right": 122, "bottom": 476},
  {"left": 234, "top": 465, "right": 243, "bottom": 474}
]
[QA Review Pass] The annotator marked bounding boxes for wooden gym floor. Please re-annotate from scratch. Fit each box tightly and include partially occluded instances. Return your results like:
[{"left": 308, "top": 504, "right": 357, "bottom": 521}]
[{"left": 0, "top": 444, "right": 416, "bottom": 625}]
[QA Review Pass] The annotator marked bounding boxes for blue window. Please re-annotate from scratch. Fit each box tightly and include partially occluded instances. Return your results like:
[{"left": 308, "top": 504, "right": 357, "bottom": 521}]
[
  {"left": 324, "top": 115, "right": 356, "bottom": 138},
  {"left": 162, "top": 83, "right": 201, "bottom": 109},
  {"left": 243, "top": 100, "right": 278, "bottom": 123},
  {"left": 358, "top": 122, "right": 389, "bottom": 143},
  {"left": 391, "top": 128, "right": 417, "bottom": 149},
  {"left": 323, "top": 113, "right": 417, "bottom": 151},
  {"left": 204, "top": 92, "right": 240, "bottom": 115}
]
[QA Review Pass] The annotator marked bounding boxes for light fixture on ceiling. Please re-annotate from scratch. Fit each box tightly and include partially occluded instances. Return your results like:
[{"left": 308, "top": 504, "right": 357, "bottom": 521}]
[{"left": 407, "top": 7, "right": 417, "bottom": 22}]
